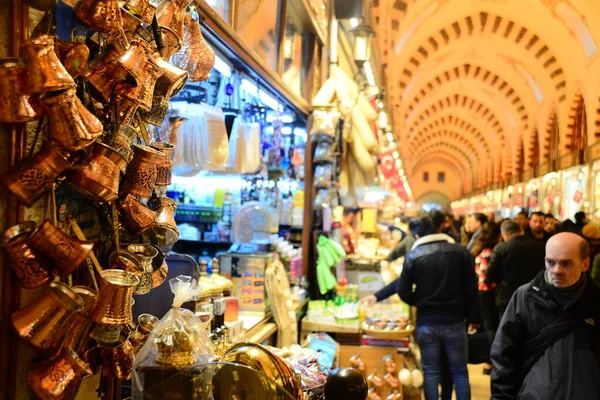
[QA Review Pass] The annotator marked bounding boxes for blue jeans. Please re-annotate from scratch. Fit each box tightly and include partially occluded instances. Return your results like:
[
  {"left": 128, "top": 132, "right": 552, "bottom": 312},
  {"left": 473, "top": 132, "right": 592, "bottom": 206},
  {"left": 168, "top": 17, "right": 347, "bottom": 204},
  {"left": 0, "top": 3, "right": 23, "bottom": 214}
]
[{"left": 416, "top": 321, "right": 471, "bottom": 400}]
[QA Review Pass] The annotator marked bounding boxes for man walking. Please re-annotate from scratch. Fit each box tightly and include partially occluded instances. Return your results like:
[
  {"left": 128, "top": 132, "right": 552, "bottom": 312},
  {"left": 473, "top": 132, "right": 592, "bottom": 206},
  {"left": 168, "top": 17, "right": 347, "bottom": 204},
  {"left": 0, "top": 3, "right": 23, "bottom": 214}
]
[
  {"left": 484, "top": 220, "right": 545, "bottom": 318},
  {"left": 490, "top": 232, "right": 600, "bottom": 399},
  {"left": 364, "top": 216, "right": 477, "bottom": 400},
  {"left": 467, "top": 213, "right": 488, "bottom": 251},
  {"left": 526, "top": 211, "right": 552, "bottom": 243},
  {"left": 386, "top": 219, "right": 418, "bottom": 262}
]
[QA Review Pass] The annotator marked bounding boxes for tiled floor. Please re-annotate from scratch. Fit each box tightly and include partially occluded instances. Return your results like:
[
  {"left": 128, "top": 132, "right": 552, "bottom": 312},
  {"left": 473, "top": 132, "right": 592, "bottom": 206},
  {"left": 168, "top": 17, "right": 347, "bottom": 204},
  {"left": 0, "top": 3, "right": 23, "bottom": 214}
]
[{"left": 467, "top": 364, "right": 492, "bottom": 399}]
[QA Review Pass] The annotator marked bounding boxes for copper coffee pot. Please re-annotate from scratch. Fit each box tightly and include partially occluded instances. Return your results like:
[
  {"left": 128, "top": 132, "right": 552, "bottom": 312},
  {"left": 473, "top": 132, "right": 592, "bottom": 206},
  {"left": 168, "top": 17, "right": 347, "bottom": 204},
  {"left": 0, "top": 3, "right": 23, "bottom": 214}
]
[
  {"left": 90, "top": 269, "right": 139, "bottom": 325},
  {"left": 68, "top": 142, "right": 127, "bottom": 203},
  {"left": 56, "top": 41, "right": 90, "bottom": 79},
  {"left": 0, "top": 142, "right": 72, "bottom": 208},
  {"left": 99, "top": 332, "right": 135, "bottom": 379},
  {"left": 0, "top": 58, "right": 40, "bottom": 123},
  {"left": 0, "top": 221, "right": 55, "bottom": 289},
  {"left": 41, "top": 88, "right": 103, "bottom": 153},
  {"left": 115, "top": 51, "right": 163, "bottom": 111},
  {"left": 12, "top": 281, "right": 84, "bottom": 355},
  {"left": 127, "top": 243, "right": 158, "bottom": 294},
  {"left": 172, "top": 15, "right": 214, "bottom": 82},
  {"left": 150, "top": 244, "right": 168, "bottom": 288},
  {"left": 114, "top": 95, "right": 140, "bottom": 125},
  {"left": 21, "top": 35, "right": 75, "bottom": 94},
  {"left": 117, "top": 193, "right": 156, "bottom": 235},
  {"left": 121, "top": 144, "right": 164, "bottom": 198},
  {"left": 112, "top": 124, "right": 138, "bottom": 167},
  {"left": 74, "top": 0, "right": 123, "bottom": 33},
  {"left": 83, "top": 45, "right": 139, "bottom": 103},
  {"left": 28, "top": 220, "right": 95, "bottom": 278},
  {"left": 142, "top": 196, "right": 179, "bottom": 246},
  {"left": 113, "top": 38, "right": 152, "bottom": 88},
  {"left": 27, "top": 347, "right": 92, "bottom": 400},
  {"left": 150, "top": 141, "right": 175, "bottom": 186},
  {"left": 155, "top": 0, "right": 193, "bottom": 57},
  {"left": 57, "top": 286, "right": 97, "bottom": 356},
  {"left": 153, "top": 53, "right": 188, "bottom": 99}
]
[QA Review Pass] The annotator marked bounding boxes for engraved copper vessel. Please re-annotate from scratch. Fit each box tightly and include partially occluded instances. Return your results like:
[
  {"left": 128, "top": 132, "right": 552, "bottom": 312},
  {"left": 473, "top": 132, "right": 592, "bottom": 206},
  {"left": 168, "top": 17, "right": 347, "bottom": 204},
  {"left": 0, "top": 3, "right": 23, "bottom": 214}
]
[
  {"left": 150, "top": 141, "right": 174, "bottom": 186},
  {"left": 112, "top": 38, "right": 151, "bottom": 88},
  {"left": 68, "top": 142, "right": 127, "bottom": 203},
  {"left": 56, "top": 41, "right": 90, "bottom": 79},
  {"left": 74, "top": 0, "right": 123, "bottom": 33},
  {"left": 115, "top": 53, "right": 163, "bottom": 111},
  {"left": 41, "top": 88, "right": 103, "bottom": 152},
  {"left": 143, "top": 197, "right": 179, "bottom": 246},
  {"left": 150, "top": 244, "right": 168, "bottom": 288},
  {"left": 28, "top": 220, "right": 95, "bottom": 278},
  {"left": 0, "top": 142, "right": 71, "bottom": 208},
  {"left": 126, "top": 243, "right": 158, "bottom": 294},
  {"left": 83, "top": 45, "right": 138, "bottom": 103},
  {"left": 129, "top": 330, "right": 146, "bottom": 354},
  {"left": 109, "top": 248, "right": 140, "bottom": 271},
  {"left": 99, "top": 332, "right": 134, "bottom": 379},
  {"left": 0, "top": 58, "right": 40, "bottom": 123},
  {"left": 90, "top": 269, "right": 139, "bottom": 325},
  {"left": 123, "top": 0, "right": 156, "bottom": 24},
  {"left": 0, "top": 221, "right": 54, "bottom": 289},
  {"left": 21, "top": 35, "right": 75, "bottom": 94},
  {"left": 138, "top": 313, "right": 158, "bottom": 335},
  {"left": 114, "top": 95, "right": 139, "bottom": 125},
  {"left": 141, "top": 96, "right": 170, "bottom": 127},
  {"left": 121, "top": 145, "right": 164, "bottom": 198},
  {"left": 172, "top": 15, "right": 214, "bottom": 82},
  {"left": 91, "top": 324, "right": 122, "bottom": 345},
  {"left": 27, "top": 347, "right": 92, "bottom": 400},
  {"left": 12, "top": 282, "right": 84, "bottom": 354},
  {"left": 153, "top": 53, "right": 188, "bottom": 99},
  {"left": 155, "top": 0, "right": 193, "bottom": 57},
  {"left": 120, "top": 7, "right": 144, "bottom": 37},
  {"left": 117, "top": 193, "right": 156, "bottom": 235},
  {"left": 56, "top": 286, "right": 97, "bottom": 355}
]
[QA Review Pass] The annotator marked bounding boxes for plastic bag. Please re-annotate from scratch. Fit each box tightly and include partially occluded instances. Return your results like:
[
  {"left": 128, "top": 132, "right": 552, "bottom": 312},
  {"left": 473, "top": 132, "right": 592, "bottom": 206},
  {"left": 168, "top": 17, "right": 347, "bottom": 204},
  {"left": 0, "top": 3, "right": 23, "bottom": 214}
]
[{"left": 132, "top": 276, "right": 215, "bottom": 397}]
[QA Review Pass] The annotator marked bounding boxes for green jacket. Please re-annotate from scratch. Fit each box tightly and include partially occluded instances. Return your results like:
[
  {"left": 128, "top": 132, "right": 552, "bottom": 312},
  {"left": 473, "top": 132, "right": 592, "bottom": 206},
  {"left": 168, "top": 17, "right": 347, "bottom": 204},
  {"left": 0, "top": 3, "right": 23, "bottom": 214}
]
[{"left": 386, "top": 234, "right": 416, "bottom": 262}]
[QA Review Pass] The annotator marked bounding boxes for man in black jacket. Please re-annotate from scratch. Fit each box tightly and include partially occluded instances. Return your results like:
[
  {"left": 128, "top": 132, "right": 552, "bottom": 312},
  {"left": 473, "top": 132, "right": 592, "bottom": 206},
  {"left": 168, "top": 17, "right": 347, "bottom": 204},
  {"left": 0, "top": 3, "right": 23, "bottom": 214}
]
[
  {"left": 490, "top": 232, "right": 600, "bottom": 399},
  {"left": 364, "top": 216, "right": 478, "bottom": 400},
  {"left": 484, "top": 220, "right": 545, "bottom": 318}
]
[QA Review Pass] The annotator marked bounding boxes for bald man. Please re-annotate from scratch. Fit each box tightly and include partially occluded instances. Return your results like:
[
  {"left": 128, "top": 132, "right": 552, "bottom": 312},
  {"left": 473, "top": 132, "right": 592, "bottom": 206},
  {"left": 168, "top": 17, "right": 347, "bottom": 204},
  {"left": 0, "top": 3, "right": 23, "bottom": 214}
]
[{"left": 490, "top": 233, "right": 600, "bottom": 399}]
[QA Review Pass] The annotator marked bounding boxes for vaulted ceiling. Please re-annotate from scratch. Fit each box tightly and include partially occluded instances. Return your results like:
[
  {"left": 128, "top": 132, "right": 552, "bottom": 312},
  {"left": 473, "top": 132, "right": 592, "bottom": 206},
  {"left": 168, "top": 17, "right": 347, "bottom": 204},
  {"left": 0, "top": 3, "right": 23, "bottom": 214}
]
[{"left": 371, "top": 0, "right": 600, "bottom": 201}]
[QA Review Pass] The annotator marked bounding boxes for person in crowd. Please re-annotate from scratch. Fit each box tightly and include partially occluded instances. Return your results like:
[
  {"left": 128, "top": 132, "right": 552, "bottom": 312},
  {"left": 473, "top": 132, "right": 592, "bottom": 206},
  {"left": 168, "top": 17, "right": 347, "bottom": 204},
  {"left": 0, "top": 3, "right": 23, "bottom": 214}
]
[
  {"left": 472, "top": 221, "right": 502, "bottom": 375},
  {"left": 386, "top": 219, "right": 418, "bottom": 262},
  {"left": 573, "top": 211, "right": 589, "bottom": 235},
  {"left": 362, "top": 217, "right": 478, "bottom": 400},
  {"left": 442, "top": 213, "right": 461, "bottom": 242},
  {"left": 467, "top": 213, "right": 488, "bottom": 251},
  {"left": 544, "top": 214, "right": 559, "bottom": 236},
  {"left": 526, "top": 211, "right": 552, "bottom": 243},
  {"left": 558, "top": 218, "right": 576, "bottom": 233},
  {"left": 515, "top": 210, "right": 529, "bottom": 233},
  {"left": 486, "top": 212, "right": 496, "bottom": 223},
  {"left": 461, "top": 215, "right": 473, "bottom": 246},
  {"left": 341, "top": 208, "right": 359, "bottom": 255},
  {"left": 582, "top": 223, "right": 600, "bottom": 282},
  {"left": 484, "top": 220, "right": 545, "bottom": 318},
  {"left": 490, "top": 232, "right": 600, "bottom": 399}
]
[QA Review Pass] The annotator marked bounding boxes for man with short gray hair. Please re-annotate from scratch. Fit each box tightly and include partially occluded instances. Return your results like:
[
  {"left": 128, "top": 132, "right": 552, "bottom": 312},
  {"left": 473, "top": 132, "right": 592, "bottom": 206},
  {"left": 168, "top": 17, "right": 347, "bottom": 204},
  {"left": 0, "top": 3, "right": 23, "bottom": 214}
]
[
  {"left": 491, "top": 232, "right": 600, "bottom": 399},
  {"left": 485, "top": 220, "right": 545, "bottom": 317}
]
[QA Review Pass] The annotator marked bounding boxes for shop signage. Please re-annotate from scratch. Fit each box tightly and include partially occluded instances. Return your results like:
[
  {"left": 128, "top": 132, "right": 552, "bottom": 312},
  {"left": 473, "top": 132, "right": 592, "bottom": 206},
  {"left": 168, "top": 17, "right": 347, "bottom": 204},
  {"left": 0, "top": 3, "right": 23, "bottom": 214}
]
[
  {"left": 573, "top": 190, "right": 584, "bottom": 204},
  {"left": 378, "top": 150, "right": 397, "bottom": 178}
]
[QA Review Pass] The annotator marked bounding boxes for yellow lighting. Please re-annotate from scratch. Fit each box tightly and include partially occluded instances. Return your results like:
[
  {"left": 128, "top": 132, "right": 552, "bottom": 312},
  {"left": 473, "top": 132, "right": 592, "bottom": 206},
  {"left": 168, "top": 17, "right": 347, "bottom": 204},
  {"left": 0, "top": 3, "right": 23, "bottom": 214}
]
[{"left": 350, "top": 18, "right": 359, "bottom": 28}]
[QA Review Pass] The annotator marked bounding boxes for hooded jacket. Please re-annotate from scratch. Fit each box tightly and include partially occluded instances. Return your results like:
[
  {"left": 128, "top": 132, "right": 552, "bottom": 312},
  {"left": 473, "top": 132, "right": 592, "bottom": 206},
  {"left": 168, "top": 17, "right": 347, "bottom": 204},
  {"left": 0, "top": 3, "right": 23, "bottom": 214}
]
[
  {"left": 375, "top": 233, "right": 478, "bottom": 325},
  {"left": 490, "top": 270, "right": 600, "bottom": 399}
]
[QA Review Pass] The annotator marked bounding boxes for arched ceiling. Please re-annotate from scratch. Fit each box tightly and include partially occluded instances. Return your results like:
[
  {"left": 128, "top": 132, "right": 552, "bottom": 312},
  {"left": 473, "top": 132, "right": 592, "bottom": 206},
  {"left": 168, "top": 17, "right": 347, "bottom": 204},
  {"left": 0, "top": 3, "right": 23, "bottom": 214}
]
[{"left": 371, "top": 0, "right": 600, "bottom": 199}]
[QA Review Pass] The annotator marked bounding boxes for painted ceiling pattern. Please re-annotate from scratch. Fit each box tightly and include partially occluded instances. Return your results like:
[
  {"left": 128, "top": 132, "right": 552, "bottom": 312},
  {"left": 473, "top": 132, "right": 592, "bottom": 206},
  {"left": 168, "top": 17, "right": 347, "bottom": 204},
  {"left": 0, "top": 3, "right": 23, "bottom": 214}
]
[{"left": 371, "top": 0, "right": 600, "bottom": 200}]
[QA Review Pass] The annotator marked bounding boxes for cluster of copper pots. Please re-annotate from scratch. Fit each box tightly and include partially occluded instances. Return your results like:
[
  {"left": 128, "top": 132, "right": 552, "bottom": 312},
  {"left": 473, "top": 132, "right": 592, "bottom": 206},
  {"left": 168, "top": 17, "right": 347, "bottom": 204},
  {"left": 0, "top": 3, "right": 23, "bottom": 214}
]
[
  {"left": 0, "top": 58, "right": 40, "bottom": 123},
  {"left": 143, "top": 196, "right": 179, "bottom": 246},
  {"left": 1, "top": 220, "right": 94, "bottom": 287},
  {"left": 121, "top": 144, "right": 165, "bottom": 198},
  {"left": 109, "top": 242, "right": 168, "bottom": 292}
]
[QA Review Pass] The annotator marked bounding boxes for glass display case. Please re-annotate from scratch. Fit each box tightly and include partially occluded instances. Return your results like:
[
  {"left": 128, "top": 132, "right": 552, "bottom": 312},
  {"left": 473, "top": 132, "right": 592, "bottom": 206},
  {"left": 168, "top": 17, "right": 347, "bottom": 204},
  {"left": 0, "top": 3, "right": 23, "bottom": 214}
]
[
  {"left": 205, "top": 0, "right": 230, "bottom": 22},
  {"left": 235, "top": 0, "right": 282, "bottom": 72}
]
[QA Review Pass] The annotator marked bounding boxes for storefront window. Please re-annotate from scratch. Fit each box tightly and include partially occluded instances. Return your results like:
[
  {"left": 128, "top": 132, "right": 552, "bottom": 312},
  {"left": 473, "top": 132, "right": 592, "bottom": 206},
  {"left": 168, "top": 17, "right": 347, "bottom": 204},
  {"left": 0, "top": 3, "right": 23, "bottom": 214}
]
[
  {"left": 561, "top": 167, "right": 587, "bottom": 221},
  {"left": 205, "top": 0, "right": 230, "bottom": 22},
  {"left": 235, "top": 0, "right": 281, "bottom": 72},
  {"left": 282, "top": 12, "right": 304, "bottom": 96}
]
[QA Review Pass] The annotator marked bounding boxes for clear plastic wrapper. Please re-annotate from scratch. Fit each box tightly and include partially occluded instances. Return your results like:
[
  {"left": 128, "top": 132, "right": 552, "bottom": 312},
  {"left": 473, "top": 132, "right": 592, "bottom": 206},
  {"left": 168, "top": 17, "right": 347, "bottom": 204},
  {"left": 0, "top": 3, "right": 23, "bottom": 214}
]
[
  {"left": 311, "top": 110, "right": 340, "bottom": 136},
  {"left": 314, "top": 164, "right": 334, "bottom": 185},
  {"left": 313, "top": 141, "right": 336, "bottom": 163},
  {"left": 133, "top": 276, "right": 215, "bottom": 398}
]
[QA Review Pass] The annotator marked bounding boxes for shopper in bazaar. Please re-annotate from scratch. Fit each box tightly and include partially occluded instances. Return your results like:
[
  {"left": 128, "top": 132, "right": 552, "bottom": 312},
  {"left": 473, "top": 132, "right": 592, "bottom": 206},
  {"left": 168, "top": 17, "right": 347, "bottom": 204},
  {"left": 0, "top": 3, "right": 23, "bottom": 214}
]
[
  {"left": 484, "top": 220, "right": 545, "bottom": 318},
  {"left": 466, "top": 213, "right": 488, "bottom": 252},
  {"left": 490, "top": 232, "right": 600, "bottom": 399},
  {"left": 364, "top": 216, "right": 478, "bottom": 400},
  {"left": 386, "top": 218, "right": 418, "bottom": 262},
  {"left": 515, "top": 211, "right": 529, "bottom": 233},
  {"left": 526, "top": 211, "right": 552, "bottom": 243},
  {"left": 544, "top": 214, "right": 559, "bottom": 236}
]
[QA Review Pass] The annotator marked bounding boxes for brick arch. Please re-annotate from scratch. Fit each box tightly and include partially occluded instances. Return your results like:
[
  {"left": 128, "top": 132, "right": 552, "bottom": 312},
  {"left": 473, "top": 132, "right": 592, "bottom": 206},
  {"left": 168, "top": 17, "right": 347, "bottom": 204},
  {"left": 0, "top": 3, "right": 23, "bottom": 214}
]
[
  {"left": 543, "top": 109, "right": 560, "bottom": 162},
  {"left": 411, "top": 129, "right": 483, "bottom": 162},
  {"left": 565, "top": 90, "right": 587, "bottom": 152},
  {"left": 411, "top": 152, "right": 471, "bottom": 194},
  {"left": 527, "top": 128, "right": 540, "bottom": 168}
]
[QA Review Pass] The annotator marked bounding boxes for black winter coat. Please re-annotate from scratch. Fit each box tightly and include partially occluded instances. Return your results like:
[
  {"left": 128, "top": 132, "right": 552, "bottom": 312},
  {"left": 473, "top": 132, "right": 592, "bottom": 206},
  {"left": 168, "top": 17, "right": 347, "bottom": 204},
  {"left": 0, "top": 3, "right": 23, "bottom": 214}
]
[
  {"left": 375, "top": 234, "right": 479, "bottom": 325},
  {"left": 490, "top": 271, "right": 600, "bottom": 399},
  {"left": 484, "top": 235, "right": 545, "bottom": 308}
]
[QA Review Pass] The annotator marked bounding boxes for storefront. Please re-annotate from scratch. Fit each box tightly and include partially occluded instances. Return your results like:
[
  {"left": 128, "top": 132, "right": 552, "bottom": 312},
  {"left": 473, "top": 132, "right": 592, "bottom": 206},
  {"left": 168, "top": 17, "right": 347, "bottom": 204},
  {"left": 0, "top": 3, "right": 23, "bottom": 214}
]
[
  {"left": 560, "top": 166, "right": 588, "bottom": 221},
  {"left": 539, "top": 172, "right": 561, "bottom": 217}
]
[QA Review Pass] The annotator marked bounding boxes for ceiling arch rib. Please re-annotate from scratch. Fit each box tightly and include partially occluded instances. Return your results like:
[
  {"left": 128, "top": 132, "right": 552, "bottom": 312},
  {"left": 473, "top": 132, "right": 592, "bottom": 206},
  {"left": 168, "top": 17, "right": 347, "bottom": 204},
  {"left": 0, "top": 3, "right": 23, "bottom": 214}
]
[
  {"left": 406, "top": 94, "right": 506, "bottom": 145},
  {"left": 394, "top": 11, "right": 568, "bottom": 103},
  {"left": 408, "top": 113, "right": 493, "bottom": 153},
  {"left": 411, "top": 130, "right": 484, "bottom": 164},
  {"left": 409, "top": 142, "right": 476, "bottom": 184},
  {"left": 404, "top": 63, "right": 530, "bottom": 130},
  {"left": 411, "top": 157, "right": 464, "bottom": 183}
]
